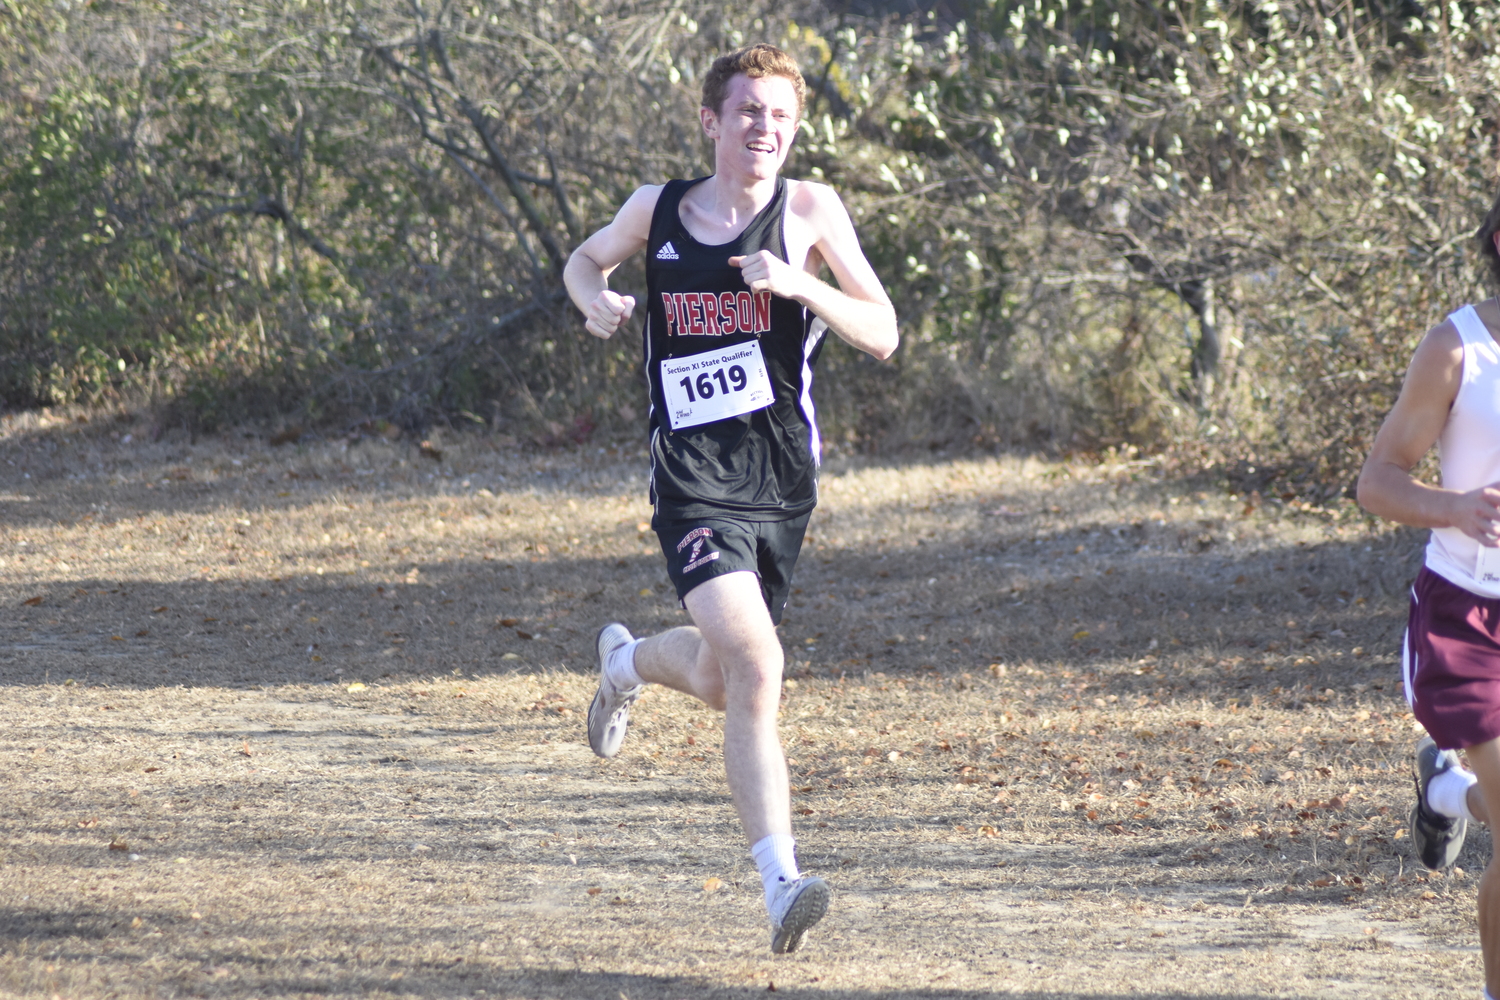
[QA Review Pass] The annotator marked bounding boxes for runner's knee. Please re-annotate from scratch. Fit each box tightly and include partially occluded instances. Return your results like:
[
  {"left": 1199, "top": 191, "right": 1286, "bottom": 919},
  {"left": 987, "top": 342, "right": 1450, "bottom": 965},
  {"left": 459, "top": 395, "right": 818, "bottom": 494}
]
[{"left": 720, "top": 649, "right": 784, "bottom": 705}]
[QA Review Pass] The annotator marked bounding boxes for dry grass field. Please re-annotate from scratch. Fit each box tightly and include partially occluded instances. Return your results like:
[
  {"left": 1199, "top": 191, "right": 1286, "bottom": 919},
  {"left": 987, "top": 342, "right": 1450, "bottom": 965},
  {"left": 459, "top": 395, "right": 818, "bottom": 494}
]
[{"left": 0, "top": 408, "right": 1483, "bottom": 999}]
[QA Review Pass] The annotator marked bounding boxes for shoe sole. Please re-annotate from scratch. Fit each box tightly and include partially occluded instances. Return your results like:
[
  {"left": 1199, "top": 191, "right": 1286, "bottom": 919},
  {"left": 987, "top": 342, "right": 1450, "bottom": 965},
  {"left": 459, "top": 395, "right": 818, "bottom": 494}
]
[
  {"left": 1411, "top": 737, "right": 1468, "bottom": 870},
  {"left": 587, "top": 624, "right": 635, "bottom": 759},
  {"left": 771, "top": 879, "right": 830, "bottom": 955},
  {"left": 1410, "top": 804, "right": 1467, "bottom": 870}
]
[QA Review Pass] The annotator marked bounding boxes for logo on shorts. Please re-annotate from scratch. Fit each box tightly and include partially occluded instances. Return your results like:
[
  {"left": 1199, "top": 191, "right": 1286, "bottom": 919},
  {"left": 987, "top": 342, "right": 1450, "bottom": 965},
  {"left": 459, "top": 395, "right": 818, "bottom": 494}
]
[
  {"left": 656, "top": 241, "right": 679, "bottom": 261},
  {"left": 675, "top": 527, "right": 714, "bottom": 553},
  {"left": 676, "top": 526, "right": 720, "bottom": 573}
]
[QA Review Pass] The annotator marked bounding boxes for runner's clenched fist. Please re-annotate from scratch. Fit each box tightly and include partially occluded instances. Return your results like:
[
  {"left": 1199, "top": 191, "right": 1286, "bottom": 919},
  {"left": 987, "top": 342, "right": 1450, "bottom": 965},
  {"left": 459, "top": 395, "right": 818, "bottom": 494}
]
[
  {"left": 729, "top": 250, "right": 804, "bottom": 299},
  {"left": 585, "top": 290, "right": 636, "bottom": 340}
]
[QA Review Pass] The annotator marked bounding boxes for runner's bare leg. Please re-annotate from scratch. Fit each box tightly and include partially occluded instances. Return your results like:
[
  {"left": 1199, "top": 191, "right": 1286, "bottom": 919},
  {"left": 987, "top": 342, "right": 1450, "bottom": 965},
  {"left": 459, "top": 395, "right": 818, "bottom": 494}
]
[{"left": 633, "top": 570, "right": 790, "bottom": 842}]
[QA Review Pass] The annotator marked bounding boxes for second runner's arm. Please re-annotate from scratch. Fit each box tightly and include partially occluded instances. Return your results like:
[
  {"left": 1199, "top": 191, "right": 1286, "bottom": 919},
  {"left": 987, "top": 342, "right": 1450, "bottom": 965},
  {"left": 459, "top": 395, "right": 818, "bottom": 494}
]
[{"left": 1355, "top": 319, "right": 1500, "bottom": 543}]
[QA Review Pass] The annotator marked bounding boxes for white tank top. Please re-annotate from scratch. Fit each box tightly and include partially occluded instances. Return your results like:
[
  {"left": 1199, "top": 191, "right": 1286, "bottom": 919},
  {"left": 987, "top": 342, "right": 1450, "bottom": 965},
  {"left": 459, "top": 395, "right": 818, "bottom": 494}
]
[{"left": 1425, "top": 304, "right": 1500, "bottom": 597}]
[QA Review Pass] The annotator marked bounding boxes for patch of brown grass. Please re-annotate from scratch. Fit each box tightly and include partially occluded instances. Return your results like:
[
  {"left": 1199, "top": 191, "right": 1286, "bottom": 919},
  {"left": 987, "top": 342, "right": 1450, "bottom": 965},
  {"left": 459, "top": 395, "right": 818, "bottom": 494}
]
[{"left": 0, "top": 416, "right": 1482, "bottom": 997}]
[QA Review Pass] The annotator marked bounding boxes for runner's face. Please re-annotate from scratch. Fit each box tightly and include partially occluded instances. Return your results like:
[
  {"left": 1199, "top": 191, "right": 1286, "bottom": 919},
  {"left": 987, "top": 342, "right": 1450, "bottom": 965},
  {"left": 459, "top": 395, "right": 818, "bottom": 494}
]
[{"left": 703, "top": 74, "right": 799, "bottom": 180}]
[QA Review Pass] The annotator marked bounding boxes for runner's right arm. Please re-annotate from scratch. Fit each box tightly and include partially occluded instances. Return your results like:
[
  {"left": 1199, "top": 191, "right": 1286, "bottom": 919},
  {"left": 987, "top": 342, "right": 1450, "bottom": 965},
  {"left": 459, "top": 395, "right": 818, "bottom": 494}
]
[
  {"left": 564, "top": 185, "right": 662, "bottom": 340},
  {"left": 1356, "top": 320, "right": 1500, "bottom": 543}
]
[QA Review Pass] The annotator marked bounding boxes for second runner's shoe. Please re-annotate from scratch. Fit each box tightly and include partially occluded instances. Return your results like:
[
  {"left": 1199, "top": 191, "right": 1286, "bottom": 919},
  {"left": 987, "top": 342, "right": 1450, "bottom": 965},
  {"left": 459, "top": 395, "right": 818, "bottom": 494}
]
[
  {"left": 768, "top": 875, "right": 830, "bottom": 954},
  {"left": 1410, "top": 735, "right": 1468, "bottom": 870},
  {"left": 587, "top": 623, "right": 642, "bottom": 759}
]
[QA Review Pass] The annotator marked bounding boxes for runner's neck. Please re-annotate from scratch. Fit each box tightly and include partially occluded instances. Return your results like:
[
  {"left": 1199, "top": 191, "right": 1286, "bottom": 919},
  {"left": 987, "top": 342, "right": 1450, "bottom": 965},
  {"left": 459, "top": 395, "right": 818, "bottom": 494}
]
[{"left": 678, "top": 173, "right": 782, "bottom": 247}]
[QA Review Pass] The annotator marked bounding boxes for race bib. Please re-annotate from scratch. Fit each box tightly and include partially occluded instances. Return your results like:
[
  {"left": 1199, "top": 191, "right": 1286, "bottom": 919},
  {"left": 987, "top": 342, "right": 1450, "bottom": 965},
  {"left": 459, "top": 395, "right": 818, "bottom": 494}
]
[{"left": 660, "top": 341, "right": 774, "bottom": 430}]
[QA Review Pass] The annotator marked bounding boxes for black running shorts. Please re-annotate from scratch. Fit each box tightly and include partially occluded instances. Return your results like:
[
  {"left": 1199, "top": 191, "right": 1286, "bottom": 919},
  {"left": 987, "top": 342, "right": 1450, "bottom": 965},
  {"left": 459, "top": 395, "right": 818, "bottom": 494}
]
[{"left": 654, "top": 512, "right": 811, "bottom": 626}]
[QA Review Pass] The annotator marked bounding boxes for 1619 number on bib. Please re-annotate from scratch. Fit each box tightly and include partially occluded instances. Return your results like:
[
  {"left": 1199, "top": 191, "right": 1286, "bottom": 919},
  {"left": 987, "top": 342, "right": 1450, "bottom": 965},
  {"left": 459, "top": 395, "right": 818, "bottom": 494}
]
[{"left": 660, "top": 341, "right": 774, "bottom": 430}]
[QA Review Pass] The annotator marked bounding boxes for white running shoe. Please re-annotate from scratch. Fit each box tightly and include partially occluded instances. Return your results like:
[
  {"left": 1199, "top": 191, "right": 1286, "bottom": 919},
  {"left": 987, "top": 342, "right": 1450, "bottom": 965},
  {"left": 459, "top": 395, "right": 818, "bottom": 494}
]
[
  {"left": 768, "top": 875, "right": 830, "bottom": 954},
  {"left": 586, "top": 623, "right": 641, "bottom": 759}
]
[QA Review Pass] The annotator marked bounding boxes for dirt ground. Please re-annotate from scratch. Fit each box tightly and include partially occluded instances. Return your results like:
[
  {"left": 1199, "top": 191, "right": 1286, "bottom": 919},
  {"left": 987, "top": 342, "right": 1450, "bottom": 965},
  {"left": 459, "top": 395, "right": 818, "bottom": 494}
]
[{"left": 0, "top": 408, "right": 1484, "bottom": 999}]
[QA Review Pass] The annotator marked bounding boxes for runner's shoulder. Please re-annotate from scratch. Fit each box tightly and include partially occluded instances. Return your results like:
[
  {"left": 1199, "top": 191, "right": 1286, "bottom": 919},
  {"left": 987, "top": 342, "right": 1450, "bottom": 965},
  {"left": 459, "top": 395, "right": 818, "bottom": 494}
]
[
  {"left": 785, "top": 178, "right": 855, "bottom": 234},
  {"left": 786, "top": 178, "right": 845, "bottom": 212},
  {"left": 613, "top": 183, "right": 669, "bottom": 229},
  {"left": 1402, "top": 315, "right": 1465, "bottom": 399},
  {"left": 1414, "top": 315, "right": 1463, "bottom": 362},
  {"left": 625, "top": 182, "right": 669, "bottom": 205}
]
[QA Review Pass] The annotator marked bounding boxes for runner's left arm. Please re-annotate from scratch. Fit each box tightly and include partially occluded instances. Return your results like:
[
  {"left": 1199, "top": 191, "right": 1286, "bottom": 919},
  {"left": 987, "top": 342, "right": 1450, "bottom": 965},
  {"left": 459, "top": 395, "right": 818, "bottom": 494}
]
[{"left": 729, "top": 185, "right": 898, "bottom": 360}]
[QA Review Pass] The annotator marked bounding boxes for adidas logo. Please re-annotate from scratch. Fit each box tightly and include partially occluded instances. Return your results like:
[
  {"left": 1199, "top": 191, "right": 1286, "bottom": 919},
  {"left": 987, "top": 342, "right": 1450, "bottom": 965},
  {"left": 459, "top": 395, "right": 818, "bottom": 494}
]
[{"left": 656, "top": 241, "right": 679, "bottom": 260}]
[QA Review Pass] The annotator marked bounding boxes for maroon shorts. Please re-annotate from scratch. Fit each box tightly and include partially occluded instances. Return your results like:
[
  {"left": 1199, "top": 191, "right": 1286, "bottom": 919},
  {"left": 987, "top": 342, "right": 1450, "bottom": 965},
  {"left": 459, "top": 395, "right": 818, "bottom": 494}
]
[{"left": 1405, "top": 566, "right": 1500, "bottom": 750}]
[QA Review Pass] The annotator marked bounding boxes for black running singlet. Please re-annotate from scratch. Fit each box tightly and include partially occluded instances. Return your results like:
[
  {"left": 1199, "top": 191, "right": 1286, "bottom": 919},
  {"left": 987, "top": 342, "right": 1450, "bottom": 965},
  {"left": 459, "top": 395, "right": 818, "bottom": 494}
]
[{"left": 642, "top": 177, "right": 827, "bottom": 521}]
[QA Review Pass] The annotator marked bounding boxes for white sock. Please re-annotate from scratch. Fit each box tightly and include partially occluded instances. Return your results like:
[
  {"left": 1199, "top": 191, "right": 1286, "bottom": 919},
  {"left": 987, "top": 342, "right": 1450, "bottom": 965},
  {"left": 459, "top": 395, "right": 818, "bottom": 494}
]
[
  {"left": 1428, "top": 764, "right": 1479, "bottom": 823},
  {"left": 605, "top": 638, "right": 643, "bottom": 690},
  {"left": 751, "top": 833, "right": 801, "bottom": 911}
]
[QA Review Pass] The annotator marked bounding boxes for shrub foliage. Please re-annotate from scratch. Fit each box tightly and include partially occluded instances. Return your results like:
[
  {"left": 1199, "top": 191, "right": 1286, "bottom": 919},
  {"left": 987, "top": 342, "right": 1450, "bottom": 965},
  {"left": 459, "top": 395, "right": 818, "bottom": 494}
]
[{"left": 2, "top": 0, "right": 1498, "bottom": 485}]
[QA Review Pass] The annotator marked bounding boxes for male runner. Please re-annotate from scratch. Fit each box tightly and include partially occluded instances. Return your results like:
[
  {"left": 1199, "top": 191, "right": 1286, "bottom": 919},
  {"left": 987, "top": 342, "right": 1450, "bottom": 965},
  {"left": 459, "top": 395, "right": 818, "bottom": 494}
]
[
  {"left": 563, "top": 43, "right": 897, "bottom": 953},
  {"left": 1357, "top": 188, "right": 1500, "bottom": 1000}
]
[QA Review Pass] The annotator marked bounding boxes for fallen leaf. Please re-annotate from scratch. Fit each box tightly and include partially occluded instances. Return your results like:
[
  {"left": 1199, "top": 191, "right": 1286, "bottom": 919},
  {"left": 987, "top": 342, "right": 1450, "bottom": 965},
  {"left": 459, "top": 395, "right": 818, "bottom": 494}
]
[
  {"left": 639, "top": 588, "right": 653, "bottom": 597},
  {"left": 515, "top": 630, "right": 533, "bottom": 640},
  {"left": 135, "top": 629, "right": 149, "bottom": 637},
  {"left": 419, "top": 441, "right": 443, "bottom": 461},
  {"left": 587, "top": 886, "right": 602, "bottom": 896},
  {"left": 109, "top": 837, "right": 129, "bottom": 851},
  {"left": 78, "top": 817, "right": 98, "bottom": 828},
  {"left": 702, "top": 877, "right": 723, "bottom": 893},
  {"left": 152, "top": 606, "right": 168, "bottom": 613},
  {"left": 22, "top": 596, "right": 43, "bottom": 606},
  {"left": 498, "top": 618, "right": 519, "bottom": 627},
  {"left": 238, "top": 741, "right": 253, "bottom": 757},
  {"left": 143, "top": 767, "right": 159, "bottom": 773},
  {"left": 346, "top": 682, "right": 367, "bottom": 692}
]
